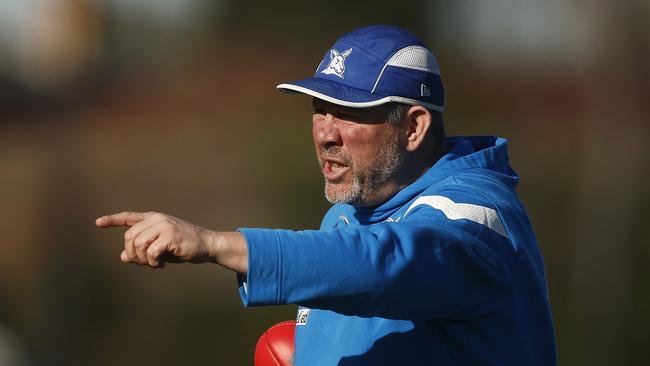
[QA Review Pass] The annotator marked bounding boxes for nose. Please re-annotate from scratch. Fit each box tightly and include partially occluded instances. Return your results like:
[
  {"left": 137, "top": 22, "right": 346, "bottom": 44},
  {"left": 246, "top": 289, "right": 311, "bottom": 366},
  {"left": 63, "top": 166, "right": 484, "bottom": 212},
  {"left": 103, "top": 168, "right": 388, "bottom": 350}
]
[{"left": 313, "top": 113, "right": 342, "bottom": 148}]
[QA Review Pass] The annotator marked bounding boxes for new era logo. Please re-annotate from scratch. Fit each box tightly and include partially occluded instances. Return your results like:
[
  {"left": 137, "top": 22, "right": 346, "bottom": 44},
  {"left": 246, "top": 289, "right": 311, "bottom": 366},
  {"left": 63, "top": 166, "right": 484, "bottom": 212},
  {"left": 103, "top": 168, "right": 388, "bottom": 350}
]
[{"left": 420, "top": 84, "right": 431, "bottom": 97}]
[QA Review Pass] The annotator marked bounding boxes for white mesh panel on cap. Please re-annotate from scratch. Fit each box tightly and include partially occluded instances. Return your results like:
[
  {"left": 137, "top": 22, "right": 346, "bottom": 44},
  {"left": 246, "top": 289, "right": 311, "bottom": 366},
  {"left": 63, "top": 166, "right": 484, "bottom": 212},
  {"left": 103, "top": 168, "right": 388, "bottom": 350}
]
[{"left": 386, "top": 45, "right": 440, "bottom": 74}]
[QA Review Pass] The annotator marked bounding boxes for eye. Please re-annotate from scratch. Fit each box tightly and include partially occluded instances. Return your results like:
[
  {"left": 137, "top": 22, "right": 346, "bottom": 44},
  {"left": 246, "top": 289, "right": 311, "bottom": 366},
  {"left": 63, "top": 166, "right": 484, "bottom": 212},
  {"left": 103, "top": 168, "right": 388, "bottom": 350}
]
[
  {"left": 336, "top": 111, "right": 365, "bottom": 122},
  {"left": 331, "top": 109, "right": 354, "bottom": 120}
]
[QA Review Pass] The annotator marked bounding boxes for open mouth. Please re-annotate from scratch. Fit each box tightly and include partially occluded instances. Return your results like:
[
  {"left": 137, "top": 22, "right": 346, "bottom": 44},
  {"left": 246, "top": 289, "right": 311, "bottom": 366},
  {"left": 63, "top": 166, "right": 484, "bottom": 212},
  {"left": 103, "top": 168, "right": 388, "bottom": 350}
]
[{"left": 322, "top": 159, "right": 350, "bottom": 181}]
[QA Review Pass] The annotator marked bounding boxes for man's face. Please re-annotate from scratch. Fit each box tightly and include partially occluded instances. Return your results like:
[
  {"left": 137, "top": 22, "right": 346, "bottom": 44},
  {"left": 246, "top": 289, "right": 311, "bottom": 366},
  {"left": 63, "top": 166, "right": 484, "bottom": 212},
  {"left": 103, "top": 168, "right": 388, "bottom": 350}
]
[{"left": 312, "top": 98, "right": 406, "bottom": 207}]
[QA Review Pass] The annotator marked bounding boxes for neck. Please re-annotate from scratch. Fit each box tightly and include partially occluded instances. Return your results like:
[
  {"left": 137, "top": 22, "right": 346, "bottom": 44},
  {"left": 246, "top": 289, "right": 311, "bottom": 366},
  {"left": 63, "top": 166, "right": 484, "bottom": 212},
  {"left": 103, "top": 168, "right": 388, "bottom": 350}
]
[{"left": 357, "top": 141, "right": 448, "bottom": 207}]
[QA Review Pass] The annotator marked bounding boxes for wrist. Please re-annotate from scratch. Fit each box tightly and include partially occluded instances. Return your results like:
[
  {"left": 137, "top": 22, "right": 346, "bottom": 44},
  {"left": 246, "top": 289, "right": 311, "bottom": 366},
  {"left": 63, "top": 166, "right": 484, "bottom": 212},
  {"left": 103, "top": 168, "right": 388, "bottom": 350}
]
[
  {"left": 215, "top": 231, "right": 248, "bottom": 274},
  {"left": 200, "top": 228, "right": 221, "bottom": 263}
]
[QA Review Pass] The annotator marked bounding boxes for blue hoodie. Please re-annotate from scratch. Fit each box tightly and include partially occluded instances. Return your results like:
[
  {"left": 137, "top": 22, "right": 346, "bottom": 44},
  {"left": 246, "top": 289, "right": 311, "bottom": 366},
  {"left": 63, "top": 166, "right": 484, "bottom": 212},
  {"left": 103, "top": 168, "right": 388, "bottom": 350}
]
[{"left": 238, "top": 136, "right": 557, "bottom": 365}]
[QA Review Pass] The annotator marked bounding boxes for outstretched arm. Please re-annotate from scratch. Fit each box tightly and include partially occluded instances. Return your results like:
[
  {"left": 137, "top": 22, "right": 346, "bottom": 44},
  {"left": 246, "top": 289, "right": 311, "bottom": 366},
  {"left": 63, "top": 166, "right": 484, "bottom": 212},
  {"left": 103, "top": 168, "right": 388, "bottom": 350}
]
[{"left": 95, "top": 211, "right": 248, "bottom": 274}]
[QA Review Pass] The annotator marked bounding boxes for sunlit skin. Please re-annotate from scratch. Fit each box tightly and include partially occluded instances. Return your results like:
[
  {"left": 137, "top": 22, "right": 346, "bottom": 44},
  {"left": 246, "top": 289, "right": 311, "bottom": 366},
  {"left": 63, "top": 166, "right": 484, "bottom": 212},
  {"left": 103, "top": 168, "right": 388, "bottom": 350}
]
[
  {"left": 95, "top": 212, "right": 249, "bottom": 272},
  {"left": 314, "top": 99, "right": 399, "bottom": 206},
  {"left": 313, "top": 98, "right": 436, "bottom": 207},
  {"left": 96, "top": 100, "right": 440, "bottom": 270}
]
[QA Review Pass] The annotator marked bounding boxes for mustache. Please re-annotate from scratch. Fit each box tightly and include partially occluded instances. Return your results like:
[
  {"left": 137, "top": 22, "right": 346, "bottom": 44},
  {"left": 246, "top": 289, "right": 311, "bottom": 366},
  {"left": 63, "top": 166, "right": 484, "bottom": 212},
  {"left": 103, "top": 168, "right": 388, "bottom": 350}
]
[
  {"left": 324, "top": 145, "right": 342, "bottom": 155},
  {"left": 320, "top": 146, "right": 352, "bottom": 166}
]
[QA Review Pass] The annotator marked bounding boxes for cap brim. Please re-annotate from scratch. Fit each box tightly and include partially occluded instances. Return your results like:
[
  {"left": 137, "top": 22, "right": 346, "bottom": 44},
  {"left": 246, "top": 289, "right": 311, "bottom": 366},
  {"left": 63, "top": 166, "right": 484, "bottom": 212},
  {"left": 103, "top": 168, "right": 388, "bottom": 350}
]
[{"left": 277, "top": 77, "right": 444, "bottom": 111}]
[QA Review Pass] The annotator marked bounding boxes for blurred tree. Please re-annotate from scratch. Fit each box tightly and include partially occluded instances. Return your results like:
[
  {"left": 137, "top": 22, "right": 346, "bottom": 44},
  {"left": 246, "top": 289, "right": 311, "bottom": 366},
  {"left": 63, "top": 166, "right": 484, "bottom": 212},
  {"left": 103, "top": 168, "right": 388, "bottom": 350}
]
[
  {"left": 563, "top": 0, "right": 649, "bottom": 365},
  {"left": 215, "top": 0, "right": 430, "bottom": 46}
]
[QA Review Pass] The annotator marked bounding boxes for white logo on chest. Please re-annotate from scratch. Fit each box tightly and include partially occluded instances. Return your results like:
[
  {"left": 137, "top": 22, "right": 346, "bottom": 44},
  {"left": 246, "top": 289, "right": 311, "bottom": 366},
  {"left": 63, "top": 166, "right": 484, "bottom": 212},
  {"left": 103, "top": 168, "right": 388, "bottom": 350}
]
[
  {"left": 296, "top": 308, "right": 310, "bottom": 325},
  {"left": 321, "top": 48, "right": 352, "bottom": 79}
]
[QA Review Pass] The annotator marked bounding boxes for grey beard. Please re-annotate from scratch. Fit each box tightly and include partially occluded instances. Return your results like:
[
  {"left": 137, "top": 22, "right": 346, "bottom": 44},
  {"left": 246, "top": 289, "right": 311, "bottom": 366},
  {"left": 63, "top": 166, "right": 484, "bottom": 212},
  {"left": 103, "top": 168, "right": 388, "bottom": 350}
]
[
  {"left": 324, "top": 175, "right": 364, "bottom": 205},
  {"left": 324, "top": 134, "right": 404, "bottom": 206}
]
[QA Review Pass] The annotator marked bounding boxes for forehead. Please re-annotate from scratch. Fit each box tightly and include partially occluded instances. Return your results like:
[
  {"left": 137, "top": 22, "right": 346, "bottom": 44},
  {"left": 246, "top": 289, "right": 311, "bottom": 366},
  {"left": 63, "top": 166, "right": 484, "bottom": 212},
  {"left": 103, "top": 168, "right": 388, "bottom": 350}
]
[{"left": 311, "top": 98, "right": 392, "bottom": 123}]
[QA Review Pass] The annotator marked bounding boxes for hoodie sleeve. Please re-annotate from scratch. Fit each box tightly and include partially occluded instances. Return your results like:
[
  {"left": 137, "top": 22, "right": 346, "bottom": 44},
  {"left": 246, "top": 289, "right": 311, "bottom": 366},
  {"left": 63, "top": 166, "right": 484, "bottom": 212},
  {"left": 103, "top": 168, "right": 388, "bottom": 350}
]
[{"left": 237, "top": 202, "right": 516, "bottom": 321}]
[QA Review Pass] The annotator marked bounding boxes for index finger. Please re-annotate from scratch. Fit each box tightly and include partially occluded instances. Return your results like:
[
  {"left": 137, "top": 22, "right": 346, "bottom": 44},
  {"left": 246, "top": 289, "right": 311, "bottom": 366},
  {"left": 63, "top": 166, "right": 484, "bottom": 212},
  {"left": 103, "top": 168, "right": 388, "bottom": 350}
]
[{"left": 95, "top": 211, "right": 148, "bottom": 228}]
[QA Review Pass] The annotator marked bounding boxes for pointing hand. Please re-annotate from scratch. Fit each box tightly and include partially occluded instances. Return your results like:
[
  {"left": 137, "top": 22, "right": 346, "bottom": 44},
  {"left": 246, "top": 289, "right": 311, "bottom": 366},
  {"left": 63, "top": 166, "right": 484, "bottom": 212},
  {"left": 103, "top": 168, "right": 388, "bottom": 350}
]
[{"left": 95, "top": 211, "right": 215, "bottom": 268}]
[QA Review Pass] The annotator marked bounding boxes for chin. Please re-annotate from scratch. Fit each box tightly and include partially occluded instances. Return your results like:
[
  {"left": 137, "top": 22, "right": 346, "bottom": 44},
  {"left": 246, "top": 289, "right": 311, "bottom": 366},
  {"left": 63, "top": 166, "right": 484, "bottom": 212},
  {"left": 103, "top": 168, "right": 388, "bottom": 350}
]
[
  {"left": 324, "top": 181, "right": 363, "bottom": 205},
  {"left": 324, "top": 183, "right": 346, "bottom": 201}
]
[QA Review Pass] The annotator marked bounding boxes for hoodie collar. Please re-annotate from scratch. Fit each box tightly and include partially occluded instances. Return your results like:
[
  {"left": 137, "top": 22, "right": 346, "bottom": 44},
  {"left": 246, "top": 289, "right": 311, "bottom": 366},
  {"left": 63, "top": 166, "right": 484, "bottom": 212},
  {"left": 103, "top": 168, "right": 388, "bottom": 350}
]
[{"left": 344, "top": 136, "right": 518, "bottom": 223}]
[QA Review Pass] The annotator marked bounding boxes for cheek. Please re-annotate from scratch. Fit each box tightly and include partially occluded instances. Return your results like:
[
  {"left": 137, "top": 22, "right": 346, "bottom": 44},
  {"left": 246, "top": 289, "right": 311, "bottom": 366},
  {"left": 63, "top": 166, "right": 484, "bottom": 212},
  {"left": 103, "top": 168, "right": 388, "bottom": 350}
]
[
  {"left": 340, "top": 128, "right": 383, "bottom": 165},
  {"left": 311, "top": 121, "right": 320, "bottom": 146}
]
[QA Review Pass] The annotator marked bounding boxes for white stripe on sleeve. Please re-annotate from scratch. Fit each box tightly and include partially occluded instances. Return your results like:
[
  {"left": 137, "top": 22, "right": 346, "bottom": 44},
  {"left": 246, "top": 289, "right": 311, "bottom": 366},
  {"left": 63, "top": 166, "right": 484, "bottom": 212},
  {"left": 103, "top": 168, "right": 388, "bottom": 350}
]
[{"left": 403, "top": 195, "right": 509, "bottom": 238}]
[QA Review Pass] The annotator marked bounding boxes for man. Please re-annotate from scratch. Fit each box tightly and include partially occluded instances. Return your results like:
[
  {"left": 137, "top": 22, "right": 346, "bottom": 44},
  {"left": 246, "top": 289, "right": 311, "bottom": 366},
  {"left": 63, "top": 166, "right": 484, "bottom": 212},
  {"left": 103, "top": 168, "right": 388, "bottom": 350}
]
[{"left": 97, "top": 25, "right": 557, "bottom": 365}]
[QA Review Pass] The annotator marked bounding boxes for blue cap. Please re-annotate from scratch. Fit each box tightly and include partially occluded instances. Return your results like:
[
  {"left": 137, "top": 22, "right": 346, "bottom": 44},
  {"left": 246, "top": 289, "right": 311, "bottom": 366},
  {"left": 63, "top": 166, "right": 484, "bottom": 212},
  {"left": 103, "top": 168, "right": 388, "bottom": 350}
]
[{"left": 277, "top": 25, "right": 445, "bottom": 112}]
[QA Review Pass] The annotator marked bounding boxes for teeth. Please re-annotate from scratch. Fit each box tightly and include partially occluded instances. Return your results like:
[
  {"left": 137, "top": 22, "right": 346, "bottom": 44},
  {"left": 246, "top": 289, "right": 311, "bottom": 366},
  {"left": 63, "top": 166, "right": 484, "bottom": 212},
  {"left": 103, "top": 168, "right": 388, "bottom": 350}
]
[
  {"left": 325, "top": 160, "right": 347, "bottom": 174},
  {"left": 328, "top": 162, "right": 344, "bottom": 173}
]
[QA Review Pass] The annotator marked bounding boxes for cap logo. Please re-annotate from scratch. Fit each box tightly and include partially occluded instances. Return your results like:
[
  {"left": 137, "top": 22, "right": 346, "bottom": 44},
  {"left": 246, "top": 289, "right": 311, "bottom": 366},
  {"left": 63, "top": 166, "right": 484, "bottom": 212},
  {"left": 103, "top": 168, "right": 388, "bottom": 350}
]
[
  {"left": 321, "top": 48, "right": 352, "bottom": 79},
  {"left": 420, "top": 84, "right": 431, "bottom": 97}
]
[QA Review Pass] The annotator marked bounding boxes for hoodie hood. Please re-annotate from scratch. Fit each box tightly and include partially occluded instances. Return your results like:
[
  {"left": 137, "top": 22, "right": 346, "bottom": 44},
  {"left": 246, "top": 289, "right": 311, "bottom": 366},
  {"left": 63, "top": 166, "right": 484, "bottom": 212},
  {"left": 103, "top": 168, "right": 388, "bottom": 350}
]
[{"left": 340, "top": 136, "right": 520, "bottom": 223}]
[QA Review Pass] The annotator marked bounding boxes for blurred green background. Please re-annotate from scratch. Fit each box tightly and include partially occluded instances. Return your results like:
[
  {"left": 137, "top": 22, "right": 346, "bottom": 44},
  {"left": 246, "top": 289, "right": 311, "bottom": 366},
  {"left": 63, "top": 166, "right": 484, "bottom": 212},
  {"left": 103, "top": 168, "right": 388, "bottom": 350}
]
[{"left": 0, "top": 0, "right": 648, "bottom": 365}]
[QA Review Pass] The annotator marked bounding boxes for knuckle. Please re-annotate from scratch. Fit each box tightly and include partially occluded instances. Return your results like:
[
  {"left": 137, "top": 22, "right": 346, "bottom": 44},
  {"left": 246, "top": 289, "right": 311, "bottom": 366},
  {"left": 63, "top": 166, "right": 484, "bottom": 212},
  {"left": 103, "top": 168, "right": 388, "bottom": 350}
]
[
  {"left": 133, "top": 236, "right": 147, "bottom": 247},
  {"left": 161, "top": 219, "right": 176, "bottom": 230},
  {"left": 126, "top": 252, "right": 137, "bottom": 261},
  {"left": 146, "top": 246, "right": 158, "bottom": 257},
  {"left": 167, "top": 228, "right": 178, "bottom": 240}
]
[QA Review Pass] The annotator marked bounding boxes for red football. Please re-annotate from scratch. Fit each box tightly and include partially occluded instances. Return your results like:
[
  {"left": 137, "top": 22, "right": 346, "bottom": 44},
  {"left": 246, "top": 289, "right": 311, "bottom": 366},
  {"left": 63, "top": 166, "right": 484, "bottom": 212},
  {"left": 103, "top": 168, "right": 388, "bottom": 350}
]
[{"left": 254, "top": 321, "right": 296, "bottom": 366}]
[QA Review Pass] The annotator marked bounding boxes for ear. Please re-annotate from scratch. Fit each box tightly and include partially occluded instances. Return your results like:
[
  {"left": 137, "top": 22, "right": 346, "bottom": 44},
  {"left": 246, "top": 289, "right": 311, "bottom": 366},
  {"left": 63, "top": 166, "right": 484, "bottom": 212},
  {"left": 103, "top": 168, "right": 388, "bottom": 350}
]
[
  {"left": 404, "top": 105, "right": 432, "bottom": 152},
  {"left": 330, "top": 49, "right": 338, "bottom": 58}
]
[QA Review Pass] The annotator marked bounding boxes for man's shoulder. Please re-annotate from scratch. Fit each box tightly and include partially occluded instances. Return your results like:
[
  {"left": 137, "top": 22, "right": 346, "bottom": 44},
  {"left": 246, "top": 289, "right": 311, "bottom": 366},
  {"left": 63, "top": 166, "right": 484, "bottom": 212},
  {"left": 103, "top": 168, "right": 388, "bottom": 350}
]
[
  {"left": 399, "top": 171, "right": 519, "bottom": 222},
  {"left": 416, "top": 171, "right": 512, "bottom": 205},
  {"left": 398, "top": 170, "right": 527, "bottom": 242}
]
